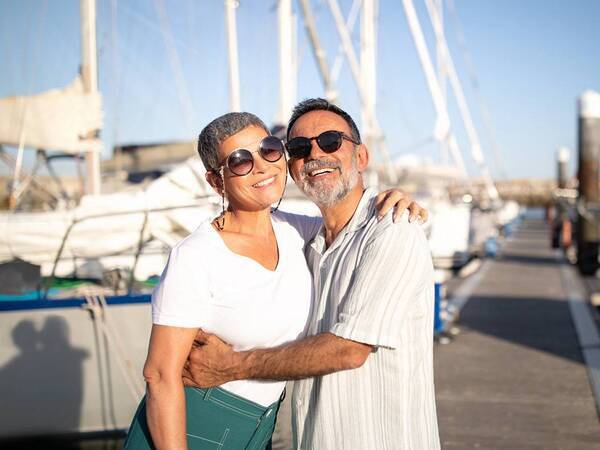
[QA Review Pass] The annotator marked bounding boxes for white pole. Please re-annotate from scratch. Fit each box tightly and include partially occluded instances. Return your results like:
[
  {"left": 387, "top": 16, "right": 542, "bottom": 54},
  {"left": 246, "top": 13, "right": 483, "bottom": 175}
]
[
  {"left": 298, "top": 0, "right": 336, "bottom": 102},
  {"left": 328, "top": 0, "right": 397, "bottom": 183},
  {"left": 400, "top": 0, "right": 467, "bottom": 177},
  {"left": 424, "top": 0, "right": 498, "bottom": 200},
  {"left": 436, "top": 0, "right": 446, "bottom": 104},
  {"left": 361, "top": 0, "right": 376, "bottom": 150},
  {"left": 435, "top": 0, "right": 449, "bottom": 165},
  {"left": 331, "top": 0, "right": 362, "bottom": 84},
  {"left": 277, "top": 0, "right": 294, "bottom": 124},
  {"left": 80, "top": 0, "right": 101, "bottom": 195},
  {"left": 225, "top": 0, "right": 241, "bottom": 112}
]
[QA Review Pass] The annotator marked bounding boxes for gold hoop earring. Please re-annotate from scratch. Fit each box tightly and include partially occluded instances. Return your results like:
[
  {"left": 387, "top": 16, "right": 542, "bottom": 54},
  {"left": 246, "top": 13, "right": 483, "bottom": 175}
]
[{"left": 214, "top": 170, "right": 226, "bottom": 231}]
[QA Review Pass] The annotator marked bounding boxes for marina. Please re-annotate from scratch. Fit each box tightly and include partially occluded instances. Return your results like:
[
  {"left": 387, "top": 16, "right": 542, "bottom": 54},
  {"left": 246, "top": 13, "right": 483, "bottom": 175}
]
[
  {"left": 435, "top": 212, "right": 600, "bottom": 449},
  {"left": 3, "top": 211, "right": 600, "bottom": 449}
]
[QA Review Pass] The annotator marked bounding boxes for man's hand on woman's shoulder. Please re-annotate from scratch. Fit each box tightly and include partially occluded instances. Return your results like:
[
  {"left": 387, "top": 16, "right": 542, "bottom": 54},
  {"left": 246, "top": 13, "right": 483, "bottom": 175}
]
[{"left": 375, "top": 189, "right": 428, "bottom": 223}]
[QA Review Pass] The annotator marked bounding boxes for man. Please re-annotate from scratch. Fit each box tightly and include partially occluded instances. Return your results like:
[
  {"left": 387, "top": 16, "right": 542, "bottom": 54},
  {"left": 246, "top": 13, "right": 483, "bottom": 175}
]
[{"left": 185, "top": 98, "right": 440, "bottom": 449}]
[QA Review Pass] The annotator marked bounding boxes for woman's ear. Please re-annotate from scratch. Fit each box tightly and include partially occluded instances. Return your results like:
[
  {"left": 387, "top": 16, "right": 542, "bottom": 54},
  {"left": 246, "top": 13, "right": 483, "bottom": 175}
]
[{"left": 205, "top": 170, "right": 224, "bottom": 196}]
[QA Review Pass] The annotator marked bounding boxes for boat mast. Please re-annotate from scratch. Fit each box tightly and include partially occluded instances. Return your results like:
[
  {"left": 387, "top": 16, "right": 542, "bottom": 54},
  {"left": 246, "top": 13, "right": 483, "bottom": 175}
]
[
  {"left": 400, "top": 0, "right": 467, "bottom": 177},
  {"left": 277, "top": 0, "right": 296, "bottom": 125},
  {"left": 225, "top": 0, "right": 241, "bottom": 111},
  {"left": 297, "top": 0, "right": 337, "bottom": 102},
  {"left": 80, "top": 0, "right": 101, "bottom": 195},
  {"left": 327, "top": 0, "right": 397, "bottom": 184},
  {"left": 435, "top": 0, "right": 449, "bottom": 165},
  {"left": 424, "top": 0, "right": 499, "bottom": 201},
  {"left": 360, "top": 0, "right": 377, "bottom": 155}
]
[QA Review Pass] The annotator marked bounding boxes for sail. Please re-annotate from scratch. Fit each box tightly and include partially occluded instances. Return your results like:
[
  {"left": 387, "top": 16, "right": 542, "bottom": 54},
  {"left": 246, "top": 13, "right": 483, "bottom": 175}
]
[{"left": 0, "top": 76, "right": 103, "bottom": 153}]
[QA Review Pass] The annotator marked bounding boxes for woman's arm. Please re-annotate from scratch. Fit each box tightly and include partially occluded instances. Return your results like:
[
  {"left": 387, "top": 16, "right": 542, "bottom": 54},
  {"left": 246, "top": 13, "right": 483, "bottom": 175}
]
[{"left": 143, "top": 324, "right": 199, "bottom": 450}]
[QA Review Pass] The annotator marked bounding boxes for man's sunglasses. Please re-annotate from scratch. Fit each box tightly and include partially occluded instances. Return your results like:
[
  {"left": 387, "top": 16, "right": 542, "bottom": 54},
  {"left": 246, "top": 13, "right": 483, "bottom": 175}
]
[
  {"left": 214, "top": 136, "right": 285, "bottom": 176},
  {"left": 285, "top": 130, "right": 360, "bottom": 159}
]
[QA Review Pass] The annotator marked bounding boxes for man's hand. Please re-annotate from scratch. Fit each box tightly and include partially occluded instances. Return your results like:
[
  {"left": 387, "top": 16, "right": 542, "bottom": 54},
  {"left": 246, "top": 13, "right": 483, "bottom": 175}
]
[
  {"left": 375, "top": 189, "right": 428, "bottom": 223},
  {"left": 182, "top": 330, "right": 240, "bottom": 388}
]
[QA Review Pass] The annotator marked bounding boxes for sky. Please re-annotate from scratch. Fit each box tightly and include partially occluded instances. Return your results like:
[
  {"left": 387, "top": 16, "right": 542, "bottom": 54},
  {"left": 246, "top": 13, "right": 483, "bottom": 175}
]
[{"left": 0, "top": 0, "right": 599, "bottom": 180}]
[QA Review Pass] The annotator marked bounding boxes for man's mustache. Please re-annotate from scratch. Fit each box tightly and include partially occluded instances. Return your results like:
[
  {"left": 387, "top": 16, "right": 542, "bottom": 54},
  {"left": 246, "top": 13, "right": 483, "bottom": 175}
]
[{"left": 301, "top": 159, "right": 342, "bottom": 178}]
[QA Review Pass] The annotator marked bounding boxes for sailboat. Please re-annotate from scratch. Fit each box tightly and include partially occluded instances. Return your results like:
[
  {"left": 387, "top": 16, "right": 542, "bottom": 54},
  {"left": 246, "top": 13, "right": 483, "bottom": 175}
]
[
  {"left": 0, "top": 0, "right": 227, "bottom": 440},
  {"left": 0, "top": 0, "right": 516, "bottom": 441}
]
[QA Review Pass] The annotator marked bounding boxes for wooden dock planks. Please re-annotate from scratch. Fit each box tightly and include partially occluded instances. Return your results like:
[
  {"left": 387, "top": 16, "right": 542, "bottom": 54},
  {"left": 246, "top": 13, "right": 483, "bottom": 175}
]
[{"left": 434, "top": 217, "right": 600, "bottom": 449}]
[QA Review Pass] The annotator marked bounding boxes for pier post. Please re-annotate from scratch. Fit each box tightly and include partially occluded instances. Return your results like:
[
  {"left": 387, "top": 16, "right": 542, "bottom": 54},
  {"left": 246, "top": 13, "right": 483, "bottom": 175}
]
[
  {"left": 552, "top": 148, "right": 571, "bottom": 248},
  {"left": 576, "top": 91, "right": 600, "bottom": 275},
  {"left": 557, "top": 147, "right": 569, "bottom": 190}
]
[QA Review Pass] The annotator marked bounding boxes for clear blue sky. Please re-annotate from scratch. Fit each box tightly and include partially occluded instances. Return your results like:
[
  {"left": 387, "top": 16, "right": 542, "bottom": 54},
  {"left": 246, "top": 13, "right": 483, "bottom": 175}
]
[{"left": 1, "top": 0, "right": 599, "bottom": 180}]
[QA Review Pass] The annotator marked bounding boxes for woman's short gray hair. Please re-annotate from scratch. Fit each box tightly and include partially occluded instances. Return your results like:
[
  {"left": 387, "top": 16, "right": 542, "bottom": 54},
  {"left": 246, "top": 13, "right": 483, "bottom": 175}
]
[{"left": 197, "top": 112, "right": 269, "bottom": 171}]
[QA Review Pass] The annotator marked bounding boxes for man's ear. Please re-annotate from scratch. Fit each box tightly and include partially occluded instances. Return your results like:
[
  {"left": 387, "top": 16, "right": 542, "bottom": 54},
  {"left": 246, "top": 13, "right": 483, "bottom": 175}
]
[
  {"left": 287, "top": 159, "right": 297, "bottom": 182},
  {"left": 205, "top": 170, "right": 224, "bottom": 196},
  {"left": 357, "top": 144, "right": 370, "bottom": 172}
]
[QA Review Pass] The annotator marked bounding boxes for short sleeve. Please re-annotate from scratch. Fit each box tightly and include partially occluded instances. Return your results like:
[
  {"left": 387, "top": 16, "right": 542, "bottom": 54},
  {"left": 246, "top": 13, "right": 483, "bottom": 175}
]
[
  {"left": 272, "top": 211, "right": 322, "bottom": 243},
  {"left": 330, "top": 220, "right": 433, "bottom": 349},
  {"left": 151, "top": 244, "right": 211, "bottom": 328}
]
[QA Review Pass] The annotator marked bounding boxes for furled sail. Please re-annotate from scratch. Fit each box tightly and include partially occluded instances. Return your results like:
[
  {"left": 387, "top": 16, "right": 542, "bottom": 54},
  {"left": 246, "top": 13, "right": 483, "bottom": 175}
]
[{"left": 0, "top": 76, "right": 103, "bottom": 153}]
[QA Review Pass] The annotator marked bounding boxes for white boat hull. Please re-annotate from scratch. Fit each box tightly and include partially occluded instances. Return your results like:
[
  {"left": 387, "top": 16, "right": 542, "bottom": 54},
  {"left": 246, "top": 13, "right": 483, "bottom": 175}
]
[{"left": 0, "top": 299, "right": 151, "bottom": 438}]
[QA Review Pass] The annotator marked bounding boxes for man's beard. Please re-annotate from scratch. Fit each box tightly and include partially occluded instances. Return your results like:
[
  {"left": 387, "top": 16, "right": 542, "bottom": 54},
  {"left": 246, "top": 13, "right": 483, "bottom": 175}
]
[{"left": 295, "top": 152, "right": 360, "bottom": 207}]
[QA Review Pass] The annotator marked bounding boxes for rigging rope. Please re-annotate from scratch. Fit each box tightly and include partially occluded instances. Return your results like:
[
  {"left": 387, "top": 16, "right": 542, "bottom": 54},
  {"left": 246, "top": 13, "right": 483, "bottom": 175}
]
[{"left": 446, "top": 0, "right": 507, "bottom": 179}]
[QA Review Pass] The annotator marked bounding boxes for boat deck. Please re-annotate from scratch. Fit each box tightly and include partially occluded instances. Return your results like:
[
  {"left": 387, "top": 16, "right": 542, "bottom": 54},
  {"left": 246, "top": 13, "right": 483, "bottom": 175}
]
[{"left": 435, "top": 216, "right": 600, "bottom": 449}]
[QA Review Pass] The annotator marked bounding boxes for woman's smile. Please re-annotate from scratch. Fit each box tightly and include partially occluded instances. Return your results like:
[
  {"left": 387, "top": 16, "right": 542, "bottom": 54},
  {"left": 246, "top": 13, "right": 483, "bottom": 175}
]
[{"left": 252, "top": 175, "right": 277, "bottom": 189}]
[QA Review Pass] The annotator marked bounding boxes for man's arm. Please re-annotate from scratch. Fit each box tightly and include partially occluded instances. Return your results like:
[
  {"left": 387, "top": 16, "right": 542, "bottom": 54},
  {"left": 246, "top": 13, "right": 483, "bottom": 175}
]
[
  {"left": 184, "top": 218, "right": 431, "bottom": 388},
  {"left": 183, "top": 331, "right": 371, "bottom": 388}
]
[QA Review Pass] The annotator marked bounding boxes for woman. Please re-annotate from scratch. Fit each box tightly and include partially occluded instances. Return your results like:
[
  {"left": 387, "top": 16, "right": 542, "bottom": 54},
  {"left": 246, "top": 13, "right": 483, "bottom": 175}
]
[{"left": 124, "top": 112, "right": 425, "bottom": 450}]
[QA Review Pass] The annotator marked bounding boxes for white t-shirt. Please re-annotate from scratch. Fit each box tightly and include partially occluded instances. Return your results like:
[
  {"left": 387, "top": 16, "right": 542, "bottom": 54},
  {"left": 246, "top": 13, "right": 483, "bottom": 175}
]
[{"left": 151, "top": 211, "right": 321, "bottom": 407}]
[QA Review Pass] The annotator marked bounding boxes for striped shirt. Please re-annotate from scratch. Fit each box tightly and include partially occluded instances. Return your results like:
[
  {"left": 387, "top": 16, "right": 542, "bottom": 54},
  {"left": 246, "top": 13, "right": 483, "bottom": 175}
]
[{"left": 292, "top": 188, "right": 440, "bottom": 450}]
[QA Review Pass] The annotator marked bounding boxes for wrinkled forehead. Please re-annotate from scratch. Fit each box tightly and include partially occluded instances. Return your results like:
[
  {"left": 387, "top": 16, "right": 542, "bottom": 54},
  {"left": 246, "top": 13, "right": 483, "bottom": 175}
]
[{"left": 289, "top": 110, "right": 352, "bottom": 139}]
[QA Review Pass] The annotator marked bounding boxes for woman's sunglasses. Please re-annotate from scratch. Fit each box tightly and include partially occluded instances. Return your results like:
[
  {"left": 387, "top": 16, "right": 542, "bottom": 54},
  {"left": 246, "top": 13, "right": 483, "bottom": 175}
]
[
  {"left": 214, "top": 136, "right": 285, "bottom": 176},
  {"left": 285, "top": 130, "right": 360, "bottom": 159}
]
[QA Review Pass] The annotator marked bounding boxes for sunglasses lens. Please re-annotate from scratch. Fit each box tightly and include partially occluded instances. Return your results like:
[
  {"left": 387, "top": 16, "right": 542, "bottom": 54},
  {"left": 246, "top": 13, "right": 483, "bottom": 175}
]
[
  {"left": 286, "top": 137, "right": 311, "bottom": 159},
  {"left": 227, "top": 150, "right": 254, "bottom": 176},
  {"left": 260, "top": 136, "right": 284, "bottom": 162},
  {"left": 317, "top": 131, "right": 343, "bottom": 153}
]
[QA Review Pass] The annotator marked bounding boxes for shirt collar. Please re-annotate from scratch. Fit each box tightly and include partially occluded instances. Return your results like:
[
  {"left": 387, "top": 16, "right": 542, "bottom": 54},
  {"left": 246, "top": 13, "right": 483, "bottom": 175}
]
[
  {"left": 345, "top": 187, "right": 378, "bottom": 233},
  {"left": 309, "top": 187, "right": 378, "bottom": 254}
]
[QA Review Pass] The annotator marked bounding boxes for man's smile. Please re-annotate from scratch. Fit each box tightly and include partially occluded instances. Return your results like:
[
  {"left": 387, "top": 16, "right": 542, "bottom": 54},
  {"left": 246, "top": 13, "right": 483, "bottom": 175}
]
[{"left": 307, "top": 168, "right": 338, "bottom": 179}]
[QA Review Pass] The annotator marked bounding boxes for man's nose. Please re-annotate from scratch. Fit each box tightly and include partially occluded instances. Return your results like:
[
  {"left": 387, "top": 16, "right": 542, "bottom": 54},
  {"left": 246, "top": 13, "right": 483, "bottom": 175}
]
[{"left": 307, "top": 138, "right": 326, "bottom": 161}]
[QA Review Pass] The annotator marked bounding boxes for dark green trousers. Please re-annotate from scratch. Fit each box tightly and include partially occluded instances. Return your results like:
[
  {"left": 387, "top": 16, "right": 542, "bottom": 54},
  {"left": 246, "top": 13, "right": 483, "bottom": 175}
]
[{"left": 123, "top": 386, "right": 282, "bottom": 450}]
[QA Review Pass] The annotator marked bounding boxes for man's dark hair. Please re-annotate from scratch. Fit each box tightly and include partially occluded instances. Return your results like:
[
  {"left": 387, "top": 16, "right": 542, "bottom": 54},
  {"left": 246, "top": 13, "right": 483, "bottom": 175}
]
[
  {"left": 197, "top": 112, "right": 269, "bottom": 171},
  {"left": 286, "top": 98, "right": 361, "bottom": 144}
]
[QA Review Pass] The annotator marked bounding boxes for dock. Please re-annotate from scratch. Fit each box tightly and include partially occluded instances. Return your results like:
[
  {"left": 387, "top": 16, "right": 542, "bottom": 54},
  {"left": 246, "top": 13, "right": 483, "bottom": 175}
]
[{"left": 434, "top": 215, "right": 600, "bottom": 449}]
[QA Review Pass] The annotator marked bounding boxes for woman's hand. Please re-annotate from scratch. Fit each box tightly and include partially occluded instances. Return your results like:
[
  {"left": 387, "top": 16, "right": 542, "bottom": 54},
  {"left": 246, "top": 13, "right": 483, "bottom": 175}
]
[{"left": 375, "top": 189, "right": 428, "bottom": 223}]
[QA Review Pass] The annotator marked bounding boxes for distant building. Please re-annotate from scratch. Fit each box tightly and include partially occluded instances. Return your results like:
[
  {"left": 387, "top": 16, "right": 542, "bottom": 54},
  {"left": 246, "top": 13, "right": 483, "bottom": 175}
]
[{"left": 104, "top": 141, "right": 196, "bottom": 183}]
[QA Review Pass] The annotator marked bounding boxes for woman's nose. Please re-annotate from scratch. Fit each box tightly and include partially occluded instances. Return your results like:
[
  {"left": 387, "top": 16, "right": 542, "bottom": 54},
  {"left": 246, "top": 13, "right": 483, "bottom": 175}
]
[{"left": 252, "top": 152, "right": 269, "bottom": 173}]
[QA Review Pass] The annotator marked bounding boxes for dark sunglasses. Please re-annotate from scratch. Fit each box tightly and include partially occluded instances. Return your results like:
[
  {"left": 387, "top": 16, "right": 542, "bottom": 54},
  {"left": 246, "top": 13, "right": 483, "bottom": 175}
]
[
  {"left": 214, "top": 136, "right": 285, "bottom": 176},
  {"left": 285, "top": 130, "right": 360, "bottom": 159}
]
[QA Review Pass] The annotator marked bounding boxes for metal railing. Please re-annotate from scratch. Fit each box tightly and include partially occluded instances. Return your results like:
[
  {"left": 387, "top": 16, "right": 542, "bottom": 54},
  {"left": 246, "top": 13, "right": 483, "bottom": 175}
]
[{"left": 44, "top": 197, "right": 217, "bottom": 299}]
